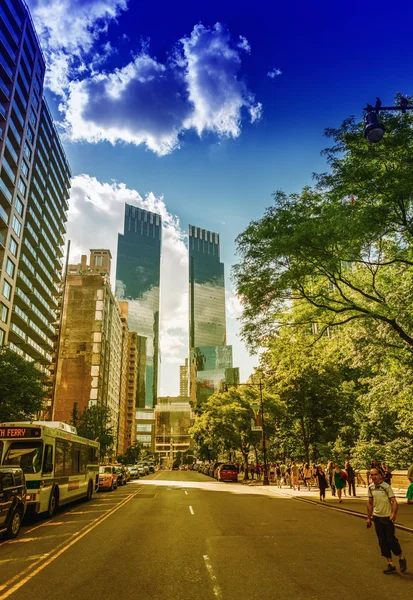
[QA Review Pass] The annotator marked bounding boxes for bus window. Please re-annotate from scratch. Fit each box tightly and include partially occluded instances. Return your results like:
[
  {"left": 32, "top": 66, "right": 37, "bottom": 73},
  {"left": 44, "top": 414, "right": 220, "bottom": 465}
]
[
  {"left": 55, "top": 440, "right": 65, "bottom": 477},
  {"left": 88, "top": 446, "right": 98, "bottom": 464},
  {"left": 80, "top": 446, "right": 88, "bottom": 472},
  {"left": 43, "top": 444, "right": 53, "bottom": 474},
  {"left": 3, "top": 442, "right": 43, "bottom": 474},
  {"left": 72, "top": 443, "right": 81, "bottom": 474}
]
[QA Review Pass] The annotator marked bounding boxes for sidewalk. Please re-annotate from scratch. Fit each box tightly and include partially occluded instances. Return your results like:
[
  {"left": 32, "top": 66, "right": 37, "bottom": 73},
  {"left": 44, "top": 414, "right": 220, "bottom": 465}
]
[{"left": 239, "top": 477, "right": 413, "bottom": 533}]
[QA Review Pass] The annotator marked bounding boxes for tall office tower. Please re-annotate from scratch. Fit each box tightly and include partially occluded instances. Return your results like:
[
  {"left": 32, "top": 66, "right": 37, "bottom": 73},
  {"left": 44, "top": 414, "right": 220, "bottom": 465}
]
[
  {"left": 179, "top": 357, "right": 189, "bottom": 396},
  {"left": 118, "top": 301, "right": 138, "bottom": 451},
  {"left": 115, "top": 204, "right": 162, "bottom": 409},
  {"left": 154, "top": 396, "right": 193, "bottom": 465},
  {"left": 0, "top": 0, "right": 71, "bottom": 397},
  {"left": 188, "top": 225, "right": 239, "bottom": 405},
  {"left": 54, "top": 251, "right": 124, "bottom": 451}
]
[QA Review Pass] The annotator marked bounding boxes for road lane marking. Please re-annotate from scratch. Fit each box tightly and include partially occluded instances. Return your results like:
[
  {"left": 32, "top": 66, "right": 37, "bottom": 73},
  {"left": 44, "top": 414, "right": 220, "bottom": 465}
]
[
  {"left": 203, "top": 555, "right": 223, "bottom": 599},
  {"left": 184, "top": 491, "right": 188, "bottom": 495},
  {"left": 189, "top": 505, "right": 194, "bottom": 515},
  {"left": 0, "top": 555, "right": 49, "bottom": 565},
  {"left": 70, "top": 509, "right": 111, "bottom": 514},
  {"left": 0, "top": 486, "right": 145, "bottom": 596}
]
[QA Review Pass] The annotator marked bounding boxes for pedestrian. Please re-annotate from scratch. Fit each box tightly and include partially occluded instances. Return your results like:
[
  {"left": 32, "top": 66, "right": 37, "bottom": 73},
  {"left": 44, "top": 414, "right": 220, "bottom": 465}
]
[
  {"left": 345, "top": 461, "right": 356, "bottom": 497},
  {"left": 334, "top": 465, "right": 347, "bottom": 502},
  {"left": 303, "top": 463, "right": 311, "bottom": 490},
  {"left": 381, "top": 462, "right": 392, "bottom": 485},
  {"left": 276, "top": 463, "right": 282, "bottom": 488},
  {"left": 406, "top": 481, "right": 413, "bottom": 505},
  {"left": 316, "top": 464, "right": 328, "bottom": 502},
  {"left": 269, "top": 463, "right": 275, "bottom": 482},
  {"left": 291, "top": 461, "right": 300, "bottom": 491},
  {"left": 256, "top": 463, "right": 262, "bottom": 480},
  {"left": 367, "top": 467, "right": 407, "bottom": 574},
  {"left": 285, "top": 464, "right": 291, "bottom": 488},
  {"left": 326, "top": 460, "right": 336, "bottom": 496},
  {"left": 249, "top": 464, "right": 255, "bottom": 480}
]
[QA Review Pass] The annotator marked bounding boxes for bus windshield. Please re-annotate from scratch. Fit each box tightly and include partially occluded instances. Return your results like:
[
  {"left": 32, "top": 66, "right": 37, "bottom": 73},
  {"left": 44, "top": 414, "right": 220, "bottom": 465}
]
[{"left": 3, "top": 441, "right": 43, "bottom": 474}]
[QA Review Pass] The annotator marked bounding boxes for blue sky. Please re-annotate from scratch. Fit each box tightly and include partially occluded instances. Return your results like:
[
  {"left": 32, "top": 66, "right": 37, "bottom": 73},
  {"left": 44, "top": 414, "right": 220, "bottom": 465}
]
[{"left": 27, "top": 0, "right": 413, "bottom": 394}]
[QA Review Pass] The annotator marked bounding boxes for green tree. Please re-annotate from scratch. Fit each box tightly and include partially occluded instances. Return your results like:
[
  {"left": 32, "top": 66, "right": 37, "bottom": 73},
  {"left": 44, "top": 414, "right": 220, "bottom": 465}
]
[
  {"left": 117, "top": 442, "right": 143, "bottom": 465},
  {"left": 0, "top": 348, "right": 45, "bottom": 421},
  {"left": 260, "top": 329, "right": 357, "bottom": 463},
  {"left": 76, "top": 405, "right": 115, "bottom": 460},
  {"left": 233, "top": 98, "right": 413, "bottom": 355}
]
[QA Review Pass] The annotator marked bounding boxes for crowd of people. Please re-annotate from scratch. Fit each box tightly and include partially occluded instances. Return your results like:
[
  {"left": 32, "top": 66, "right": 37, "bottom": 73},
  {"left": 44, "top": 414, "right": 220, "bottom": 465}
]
[{"left": 243, "top": 459, "right": 400, "bottom": 503}]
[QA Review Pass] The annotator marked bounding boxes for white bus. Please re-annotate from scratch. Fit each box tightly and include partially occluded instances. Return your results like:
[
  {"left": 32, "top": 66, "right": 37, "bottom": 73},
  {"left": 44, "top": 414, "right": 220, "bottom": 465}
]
[{"left": 0, "top": 421, "right": 100, "bottom": 517}]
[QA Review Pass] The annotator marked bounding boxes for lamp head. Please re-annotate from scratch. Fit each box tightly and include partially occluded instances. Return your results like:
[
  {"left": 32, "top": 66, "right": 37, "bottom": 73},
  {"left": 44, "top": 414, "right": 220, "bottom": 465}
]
[{"left": 364, "top": 111, "right": 385, "bottom": 143}]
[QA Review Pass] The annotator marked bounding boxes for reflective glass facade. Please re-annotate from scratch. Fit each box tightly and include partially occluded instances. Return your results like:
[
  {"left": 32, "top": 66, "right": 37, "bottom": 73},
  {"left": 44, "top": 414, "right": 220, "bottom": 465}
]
[
  {"left": 188, "top": 225, "right": 238, "bottom": 405},
  {"left": 115, "top": 204, "right": 161, "bottom": 408}
]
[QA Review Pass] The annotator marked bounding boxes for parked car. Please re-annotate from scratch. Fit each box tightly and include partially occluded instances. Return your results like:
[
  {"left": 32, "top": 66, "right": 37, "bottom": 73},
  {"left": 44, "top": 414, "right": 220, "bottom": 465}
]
[
  {"left": 98, "top": 465, "right": 118, "bottom": 491},
  {"left": 128, "top": 465, "right": 140, "bottom": 479},
  {"left": 124, "top": 467, "right": 131, "bottom": 482},
  {"left": 217, "top": 464, "right": 238, "bottom": 482},
  {"left": 142, "top": 463, "right": 150, "bottom": 475},
  {"left": 137, "top": 464, "right": 146, "bottom": 477},
  {"left": 0, "top": 467, "right": 27, "bottom": 540},
  {"left": 148, "top": 462, "right": 155, "bottom": 473},
  {"left": 114, "top": 465, "right": 128, "bottom": 486}
]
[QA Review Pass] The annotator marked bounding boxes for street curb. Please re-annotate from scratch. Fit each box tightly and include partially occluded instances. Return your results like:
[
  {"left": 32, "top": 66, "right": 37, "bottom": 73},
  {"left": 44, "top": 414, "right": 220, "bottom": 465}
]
[{"left": 293, "top": 495, "right": 413, "bottom": 534}]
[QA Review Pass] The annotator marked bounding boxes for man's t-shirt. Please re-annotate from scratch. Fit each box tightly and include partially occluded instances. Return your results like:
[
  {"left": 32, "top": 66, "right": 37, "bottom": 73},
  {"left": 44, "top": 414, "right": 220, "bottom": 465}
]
[{"left": 368, "top": 482, "right": 395, "bottom": 517}]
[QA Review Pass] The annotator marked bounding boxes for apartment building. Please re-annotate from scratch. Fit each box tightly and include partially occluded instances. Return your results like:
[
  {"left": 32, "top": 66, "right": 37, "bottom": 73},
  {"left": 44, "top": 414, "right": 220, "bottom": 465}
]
[
  {"left": 53, "top": 251, "right": 123, "bottom": 451},
  {"left": 0, "top": 0, "right": 70, "bottom": 392}
]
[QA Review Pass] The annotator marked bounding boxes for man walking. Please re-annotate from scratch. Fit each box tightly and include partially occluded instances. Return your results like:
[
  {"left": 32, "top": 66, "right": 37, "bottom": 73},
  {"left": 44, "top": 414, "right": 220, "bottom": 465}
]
[{"left": 367, "top": 467, "right": 407, "bottom": 574}]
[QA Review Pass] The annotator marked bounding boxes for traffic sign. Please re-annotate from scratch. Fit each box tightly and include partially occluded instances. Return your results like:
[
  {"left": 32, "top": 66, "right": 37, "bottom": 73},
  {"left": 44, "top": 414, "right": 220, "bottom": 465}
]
[{"left": 251, "top": 426, "right": 262, "bottom": 431}]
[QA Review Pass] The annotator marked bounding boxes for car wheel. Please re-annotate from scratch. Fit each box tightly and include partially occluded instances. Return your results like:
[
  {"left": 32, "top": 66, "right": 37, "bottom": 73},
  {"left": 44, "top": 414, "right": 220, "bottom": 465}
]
[
  {"left": 110, "top": 480, "right": 114, "bottom": 491},
  {"left": 5, "top": 507, "right": 23, "bottom": 539},
  {"left": 47, "top": 489, "right": 59, "bottom": 518}
]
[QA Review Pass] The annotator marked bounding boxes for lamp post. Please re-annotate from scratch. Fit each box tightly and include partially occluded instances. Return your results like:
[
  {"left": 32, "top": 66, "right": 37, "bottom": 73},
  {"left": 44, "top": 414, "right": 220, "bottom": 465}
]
[
  {"left": 226, "top": 380, "right": 269, "bottom": 486},
  {"left": 364, "top": 96, "right": 413, "bottom": 143}
]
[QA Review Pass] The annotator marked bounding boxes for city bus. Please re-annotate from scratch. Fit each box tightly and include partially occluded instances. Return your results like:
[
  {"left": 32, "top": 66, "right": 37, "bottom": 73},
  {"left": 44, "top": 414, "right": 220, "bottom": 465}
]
[{"left": 0, "top": 421, "right": 100, "bottom": 517}]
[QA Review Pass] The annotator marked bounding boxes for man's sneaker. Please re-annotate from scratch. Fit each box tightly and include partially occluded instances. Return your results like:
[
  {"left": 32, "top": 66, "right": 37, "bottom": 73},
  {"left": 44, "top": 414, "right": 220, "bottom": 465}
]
[
  {"left": 383, "top": 564, "right": 396, "bottom": 574},
  {"left": 399, "top": 557, "right": 407, "bottom": 573}
]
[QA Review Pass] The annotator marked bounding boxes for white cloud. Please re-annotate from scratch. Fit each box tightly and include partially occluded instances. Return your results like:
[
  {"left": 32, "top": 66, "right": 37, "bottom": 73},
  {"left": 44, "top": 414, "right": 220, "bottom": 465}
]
[
  {"left": 67, "top": 175, "right": 189, "bottom": 388},
  {"left": 226, "top": 289, "right": 243, "bottom": 319},
  {"left": 27, "top": 0, "right": 128, "bottom": 94},
  {"left": 267, "top": 67, "right": 282, "bottom": 78},
  {"left": 30, "top": 2, "right": 262, "bottom": 156}
]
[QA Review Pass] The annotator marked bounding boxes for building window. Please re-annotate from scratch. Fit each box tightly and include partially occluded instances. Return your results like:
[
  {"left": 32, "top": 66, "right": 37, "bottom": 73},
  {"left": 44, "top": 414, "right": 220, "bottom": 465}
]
[
  {"left": 5, "top": 258, "right": 15, "bottom": 278},
  {"left": 31, "top": 93, "right": 39, "bottom": 112},
  {"left": 15, "top": 197, "right": 24, "bottom": 216},
  {"left": 2, "top": 281, "right": 12, "bottom": 301},
  {"left": 136, "top": 435, "right": 152, "bottom": 443},
  {"left": 137, "top": 424, "right": 152, "bottom": 432},
  {"left": 0, "top": 303, "right": 8, "bottom": 323},
  {"left": 29, "top": 109, "right": 37, "bottom": 129},
  {"left": 94, "top": 255, "right": 104, "bottom": 267},
  {"left": 17, "top": 179, "right": 26, "bottom": 198},
  {"left": 0, "top": 328, "right": 4, "bottom": 347},
  {"left": 23, "top": 143, "right": 31, "bottom": 161},
  {"left": 26, "top": 126, "right": 34, "bottom": 145},
  {"left": 9, "top": 237, "right": 18, "bottom": 256},
  {"left": 12, "top": 215, "right": 22, "bottom": 237}
]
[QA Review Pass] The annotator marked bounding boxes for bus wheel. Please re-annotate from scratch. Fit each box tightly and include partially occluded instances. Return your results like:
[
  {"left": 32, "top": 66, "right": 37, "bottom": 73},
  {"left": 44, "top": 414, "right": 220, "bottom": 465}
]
[
  {"left": 86, "top": 480, "right": 93, "bottom": 501},
  {"left": 47, "top": 489, "right": 59, "bottom": 518}
]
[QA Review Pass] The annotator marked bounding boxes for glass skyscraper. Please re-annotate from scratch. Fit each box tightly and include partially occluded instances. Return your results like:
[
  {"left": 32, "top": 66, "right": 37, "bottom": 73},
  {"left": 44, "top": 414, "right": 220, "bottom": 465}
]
[
  {"left": 0, "top": 0, "right": 71, "bottom": 403},
  {"left": 115, "top": 204, "right": 161, "bottom": 408},
  {"left": 188, "top": 225, "right": 239, "bottom": 405}
]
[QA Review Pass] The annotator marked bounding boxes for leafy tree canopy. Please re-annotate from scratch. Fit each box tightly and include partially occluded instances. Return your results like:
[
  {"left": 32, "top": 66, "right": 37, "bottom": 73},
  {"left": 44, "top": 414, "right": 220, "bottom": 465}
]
[
  {"left": 0, "top": 348, "right": 45, "bottom": 422},
  {"left": 233, "top": 97, "right": 413, "bottom": 353},
  {"left": 75, "top": 405, "right": 115, "bottom": 460}
]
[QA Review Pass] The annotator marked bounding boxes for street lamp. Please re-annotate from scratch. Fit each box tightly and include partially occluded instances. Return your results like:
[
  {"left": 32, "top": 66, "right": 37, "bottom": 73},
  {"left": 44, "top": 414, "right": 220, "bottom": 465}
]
[
  {"left": 364, "top": 96, "right": 413, "bottom": 143},
  {"left": 225, "top": 380, "right": 270, "bottom": 486}
]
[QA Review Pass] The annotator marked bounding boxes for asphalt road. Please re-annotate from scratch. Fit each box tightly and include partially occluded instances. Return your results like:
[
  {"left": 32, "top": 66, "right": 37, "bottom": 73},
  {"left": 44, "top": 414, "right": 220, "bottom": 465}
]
[{"left": 0, "top": 470, "right": 412, "bottom": 600}]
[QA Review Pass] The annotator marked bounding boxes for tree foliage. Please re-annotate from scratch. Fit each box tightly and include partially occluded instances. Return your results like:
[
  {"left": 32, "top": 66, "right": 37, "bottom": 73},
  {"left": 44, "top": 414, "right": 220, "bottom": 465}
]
[
  {"left": 75, "top": 405, "right": 115, "bottom": 460},
  {"left": 233, "top": 99, "right": 413, "bottom": 354},
  {"left": 232, "top": 97, "right": 413, "bottom": 470},
  {"left": 0, "top": 348, "right": 45, "bottom": 421}
]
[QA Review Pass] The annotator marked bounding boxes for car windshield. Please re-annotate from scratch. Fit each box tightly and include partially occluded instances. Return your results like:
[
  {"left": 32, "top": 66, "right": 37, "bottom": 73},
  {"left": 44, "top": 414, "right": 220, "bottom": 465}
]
[
  {"left": 99, "top": 466, "right": 112, "bottom": 474},
  {"left": 3, "top": 442, "right": 43, "bottom": 474}
]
